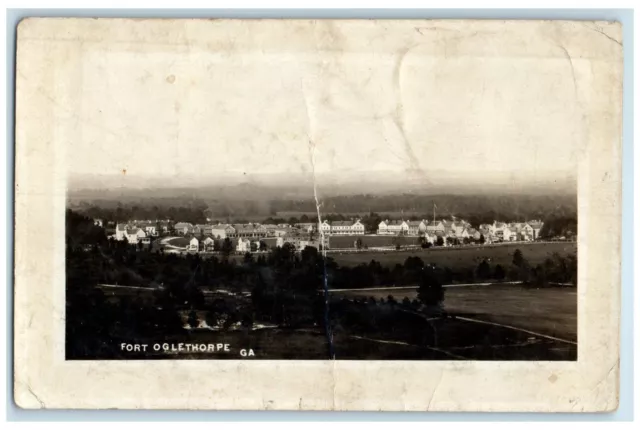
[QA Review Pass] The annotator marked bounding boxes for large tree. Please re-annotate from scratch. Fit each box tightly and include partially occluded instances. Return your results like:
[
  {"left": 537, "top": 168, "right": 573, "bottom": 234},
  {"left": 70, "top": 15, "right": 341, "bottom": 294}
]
[
  {"left": 512, "top": 249, "right": 525, "bottom": 267},
  {"left": 187, "top": 310, "right": 199, "bottom": 329},
  {"left": 476, "top": 259, "right": 492, "bottom": 280},
  {"left": 221, "top": 238, "right": 233, "bottom": 257},
  {"left": 417, "top": 266, "right": 444, "bottom": 311}
]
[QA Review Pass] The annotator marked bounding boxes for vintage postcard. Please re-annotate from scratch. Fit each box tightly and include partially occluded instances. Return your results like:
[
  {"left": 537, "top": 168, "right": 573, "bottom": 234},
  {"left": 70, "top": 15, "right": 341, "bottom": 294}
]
[{"left": 14, "top": 18, "right": 622, "bottom": 411}]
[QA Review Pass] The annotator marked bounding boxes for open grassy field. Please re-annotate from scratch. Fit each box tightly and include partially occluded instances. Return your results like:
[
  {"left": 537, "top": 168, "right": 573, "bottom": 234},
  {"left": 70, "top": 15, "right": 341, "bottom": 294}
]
[
  {"left": 329, "top": 241, "right": 577, "bottom": 269},
  {"left": 163, "top": 237, "right": 191, "bottom": 248},
  {"left": 328, "top": 234, "right": 418, "bottom": 248},
  {"left": 334, "top": 284, "right": 577, "bottom": 342}
]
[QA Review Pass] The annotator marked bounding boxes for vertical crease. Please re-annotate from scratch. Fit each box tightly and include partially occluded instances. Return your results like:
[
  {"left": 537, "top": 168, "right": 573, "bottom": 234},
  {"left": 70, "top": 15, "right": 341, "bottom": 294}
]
[{"left": 308, "top": 137, "right": 335, "bottom": 360}]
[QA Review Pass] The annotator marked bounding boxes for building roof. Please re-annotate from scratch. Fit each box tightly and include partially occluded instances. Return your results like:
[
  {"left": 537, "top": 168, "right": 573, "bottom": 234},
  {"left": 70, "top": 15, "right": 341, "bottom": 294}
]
[
  {"left": 332, "top": 221, "right": 354, "bottom": 227},
  {"left": 387, "top": 220, "right": 406, "bottom": 226},
  {"left": 407, "top": 220, "right": 423, "bottom": 227},
  {"left": 116, "top": 224, "right": 127, "bottom": 231},
  {"left": 175, "top": 222, "right": 193, "bottom": 228},
  {"left": 126, "top": 228, "right": 141, "bottom": 235},
  {"left": 233, "top": 224, "right": 261, "bottom": 233},
  {"left": 211, "top": 224, "right": 232, "bottom": 230}
]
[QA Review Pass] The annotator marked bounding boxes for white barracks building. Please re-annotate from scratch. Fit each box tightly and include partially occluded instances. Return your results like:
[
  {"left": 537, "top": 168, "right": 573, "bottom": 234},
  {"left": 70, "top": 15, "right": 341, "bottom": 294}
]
[{"left": 319, "top": 220, "right": 365, "bottom": 236}]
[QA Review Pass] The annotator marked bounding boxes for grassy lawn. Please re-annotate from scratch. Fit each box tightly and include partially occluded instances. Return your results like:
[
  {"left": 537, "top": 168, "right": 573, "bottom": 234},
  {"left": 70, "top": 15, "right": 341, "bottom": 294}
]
[
  {"left": 328, "top": 235, "right": 418, "bottom": 248},
  {"left": 329, "top": 241, "right": 577, "bottom": 269},
  {"left": 164, "top": 237, "right": 191, "bottom": 248},
  {"left": 335, "top": 284, "right": 577, "bottom": 342}
]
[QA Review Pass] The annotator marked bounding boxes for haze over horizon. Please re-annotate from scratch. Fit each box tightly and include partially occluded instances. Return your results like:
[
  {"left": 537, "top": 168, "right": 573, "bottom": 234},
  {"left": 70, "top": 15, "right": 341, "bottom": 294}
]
[
  {"left": 69, "top": 168, "right": 576, "bottom": 191},
  {"left": 68, "top": 168, "right": 576, "bottom": 203},
  {"left": 65, "top": 21, "right": 579, "bottom": 200}
]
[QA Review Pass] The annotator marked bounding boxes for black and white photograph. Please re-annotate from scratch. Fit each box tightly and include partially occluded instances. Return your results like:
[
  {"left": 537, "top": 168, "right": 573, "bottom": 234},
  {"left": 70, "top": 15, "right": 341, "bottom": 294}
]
[
  {"left": 13, "top": 17, "right": 623, "bottom": 411},
  {"left": 61, "top": 19, "right": 580, "bottom": 361}
]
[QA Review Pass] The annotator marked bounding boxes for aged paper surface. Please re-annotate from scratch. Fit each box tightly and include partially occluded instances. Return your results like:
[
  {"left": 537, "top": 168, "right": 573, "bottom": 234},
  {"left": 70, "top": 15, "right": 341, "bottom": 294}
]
[{"left": 14, "top": 18, "right": 621, "bottom": 411}]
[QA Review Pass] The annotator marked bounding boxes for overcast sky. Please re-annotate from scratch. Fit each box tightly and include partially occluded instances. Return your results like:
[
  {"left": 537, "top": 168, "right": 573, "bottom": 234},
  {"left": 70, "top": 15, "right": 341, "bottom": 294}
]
[{"left": 66, "top": 20, "right": 581, "bottom": 191}]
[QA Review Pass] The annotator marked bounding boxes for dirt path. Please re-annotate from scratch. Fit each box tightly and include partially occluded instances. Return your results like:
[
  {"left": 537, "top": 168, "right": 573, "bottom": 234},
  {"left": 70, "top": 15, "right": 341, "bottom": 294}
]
[
  {"left": 328, "top": 281, "right": 523, "bottom": 293},
  {"left": 452, "top": 316, "right": 577, "bottom": 345}
]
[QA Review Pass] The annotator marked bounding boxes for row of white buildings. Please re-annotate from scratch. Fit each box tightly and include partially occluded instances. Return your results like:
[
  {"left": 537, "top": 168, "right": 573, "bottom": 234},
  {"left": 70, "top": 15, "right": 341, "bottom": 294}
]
[
  {"left": 479, "top": 220, "right": 544, "bottom": 243},
  {"left": 170, "top": 222, "right": 317, "bottom": 239},
  {"left": 110, "top": 216, "right": 544, "bottom": 247},
  {"left": 378, "top": 220, "right": 428, "bottom": 236},
  {"left": 375, "top": 218, "right": 544, "bottom": 243},
  {"left": 237, "top": 236, "right": 323, "bottom": 253},
  {"left": 111, "top": 221, "right": 317, "bottom": 242},
  {"left": 315, "top": 218, "right": 544, "bottom": 242}
]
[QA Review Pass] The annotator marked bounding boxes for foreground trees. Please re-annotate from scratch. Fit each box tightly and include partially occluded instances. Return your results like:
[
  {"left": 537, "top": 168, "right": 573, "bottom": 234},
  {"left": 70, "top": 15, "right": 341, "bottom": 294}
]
[{"left": 417, "top": 266, "right": 444, "bottom": 311}]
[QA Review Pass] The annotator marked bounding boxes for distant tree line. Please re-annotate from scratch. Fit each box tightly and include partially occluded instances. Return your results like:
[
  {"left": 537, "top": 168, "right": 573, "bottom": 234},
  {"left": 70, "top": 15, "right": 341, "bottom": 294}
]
[
  {"left": 538, "top": 215, "right": 578, "bottom": 239},
  {"left": 70, "top": 193, "right": 577, "bottom": 227},
  {"left": 267, "top": 194, "right": 576, "bottom": 221},
  {"left": 75, "top": 203, "right": 210, "bottom": 225}
]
